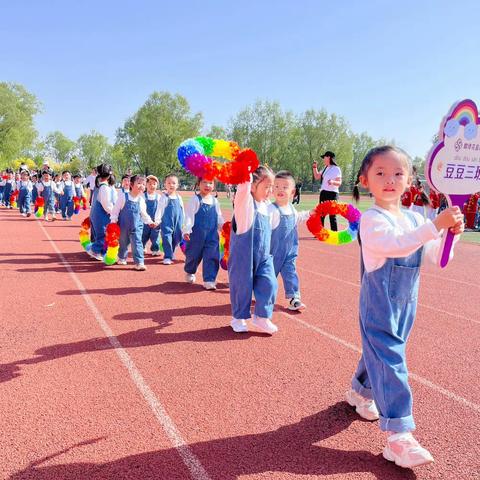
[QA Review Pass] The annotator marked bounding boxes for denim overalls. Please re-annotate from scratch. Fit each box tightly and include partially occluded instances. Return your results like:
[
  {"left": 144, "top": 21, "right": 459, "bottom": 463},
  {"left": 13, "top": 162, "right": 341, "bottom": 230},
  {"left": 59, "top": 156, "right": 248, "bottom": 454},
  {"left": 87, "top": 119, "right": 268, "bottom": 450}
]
[
  {"left": 119, "top": 193, "right": 144, "bottom": 264},
  {"left": 270, "top": 203, "right": 300, "bottom": 299},
  {"left": 352, "top": 209, "right": 423, "bottom": 433},
  {"left": 229, "top": 201, "right": 278, "bottom": 319},
  {"left": 184, "top": 195, "right": 219, "bottom": 282},
  {"left": 60, "top": 181, "right": 74, "bottom": 219},
  {"left": 142, "top": 193, "right": 161, "bottom": 253},
  {"left": 3, "top": 180, "right": 13, "bottom": 206},
  {"left": 17, "top": 181, "right": 32, "bottom": 214},
  {"left": 0, "top": 181, "right": 4, "bottom": 204},
  {"left": 41, "top": 182, "right": 56, "bottom": 214},
  {"left": 161, "top": 194, "right": 184, "bottom": 260},
  {"left": 90, "top": 184, "right": 112, "bottom": 255},
  {"left": 32, "top": 183, "right": 38, "bottom": 204}
]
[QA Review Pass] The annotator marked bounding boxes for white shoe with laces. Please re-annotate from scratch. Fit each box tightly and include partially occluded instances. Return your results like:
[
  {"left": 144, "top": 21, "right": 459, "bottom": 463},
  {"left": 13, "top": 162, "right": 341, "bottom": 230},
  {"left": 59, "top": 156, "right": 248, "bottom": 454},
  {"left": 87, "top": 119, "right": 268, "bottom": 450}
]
[
  {"left": 117, "top": 259, "right": 127, "bottom": 265},
  {"left": 134, "top": 263, "right": 147, "bottom": 271},
  {"left": 288, "top": 298, "right": 306, "bottom": 311},
  {"left": 230, "top": 318, "right": 248, "bottom": 333},
  {"left": 203, "top": 282, "right": 217, "bottom": 290},
  {"left": 345, "top": 389, "right": 379, "bottom": 421},
  {"left": 252, "top": 315, "right": 278, "bottom": 334},
  {"left": 185, "top": 273, "right": 196, "bottom": 283},
  {"left": 162, "top": 258, "right": 173, "bottom": 265},
  {"left": 88, "top": 250, "right": 104, "bottom": 261},
  {"left": 383, "top": 432, "right": 434, "bottom": 468},
  {"left": 151, "top": 251, "right": 162, "bottom": 256}
]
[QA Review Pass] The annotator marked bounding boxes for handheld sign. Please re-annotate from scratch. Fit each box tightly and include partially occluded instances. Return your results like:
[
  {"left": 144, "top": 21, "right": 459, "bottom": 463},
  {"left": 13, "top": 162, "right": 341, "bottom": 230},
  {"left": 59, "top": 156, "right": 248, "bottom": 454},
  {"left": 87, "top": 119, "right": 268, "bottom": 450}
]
[{"left": 425, "top": 99, "right": 480, "bottom": 267}]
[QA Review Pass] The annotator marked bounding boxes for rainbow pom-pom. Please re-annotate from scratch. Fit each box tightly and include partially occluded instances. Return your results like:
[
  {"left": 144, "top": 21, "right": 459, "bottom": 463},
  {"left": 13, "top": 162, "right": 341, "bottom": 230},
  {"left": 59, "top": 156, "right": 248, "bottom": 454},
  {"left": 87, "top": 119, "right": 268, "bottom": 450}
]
[
  {"left": 104, "top": 223, "right": 121, "bottom": 265},
  {"left": 79, "top": 217, "right": 92, "bottom": 251}
]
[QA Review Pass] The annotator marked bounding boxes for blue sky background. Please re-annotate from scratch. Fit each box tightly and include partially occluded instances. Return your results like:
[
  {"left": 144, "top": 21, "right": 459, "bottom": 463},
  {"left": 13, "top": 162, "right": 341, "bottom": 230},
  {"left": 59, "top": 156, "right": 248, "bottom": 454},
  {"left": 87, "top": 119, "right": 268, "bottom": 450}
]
[{"left": 1, "top": 0, "right": 479, "bottom": 158}]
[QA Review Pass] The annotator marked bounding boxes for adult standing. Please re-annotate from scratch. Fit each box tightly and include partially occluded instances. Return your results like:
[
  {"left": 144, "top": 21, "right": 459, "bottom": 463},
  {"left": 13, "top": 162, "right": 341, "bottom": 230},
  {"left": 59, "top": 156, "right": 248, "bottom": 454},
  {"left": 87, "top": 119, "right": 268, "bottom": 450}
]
[
  {"left": 84, "top": 167, "right": 97, "bottom": 206},
  {"left": 312, "top": 151, "right": 342, "bottom": 231}
]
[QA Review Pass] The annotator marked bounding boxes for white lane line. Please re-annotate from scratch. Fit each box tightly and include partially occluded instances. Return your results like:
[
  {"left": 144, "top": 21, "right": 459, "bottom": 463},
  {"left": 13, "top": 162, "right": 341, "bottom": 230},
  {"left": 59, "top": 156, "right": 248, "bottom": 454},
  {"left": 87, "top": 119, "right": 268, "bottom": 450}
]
[
  {"left": 297, "top": 266, "right": 480, "bottom": 326},
  {"left": 37, "top": 221, "right": 211, "bottom": 480},
  {"left": 279, "top": 311, "right": 480, "bottom": 414}
]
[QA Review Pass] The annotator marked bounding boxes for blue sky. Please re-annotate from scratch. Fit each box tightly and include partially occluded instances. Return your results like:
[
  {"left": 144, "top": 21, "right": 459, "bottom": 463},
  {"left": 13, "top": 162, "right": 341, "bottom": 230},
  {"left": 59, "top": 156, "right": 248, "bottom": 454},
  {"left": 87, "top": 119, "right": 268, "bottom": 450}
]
[{"left": 2, "top": 0, "right": 479, "bottom": 158}]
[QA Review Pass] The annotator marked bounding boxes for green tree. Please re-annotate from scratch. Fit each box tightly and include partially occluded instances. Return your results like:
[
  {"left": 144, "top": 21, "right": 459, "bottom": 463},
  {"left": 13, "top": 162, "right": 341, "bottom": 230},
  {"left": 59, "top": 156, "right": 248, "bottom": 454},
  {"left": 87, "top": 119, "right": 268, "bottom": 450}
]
[
  {"left": 44, "top": 131, "right": 76, "bottom": 165},
  {"left": 349, "top": 132, "right": 378, "bottom": 188},
  {"left": 77, "top": 131, "right": 112, "bottom": 171},
  {"left": 0, "top": 82, "right": 41, "bottom": 168},
  {"left": 115, "top": 91, "right": 202, "bottom": 177}
]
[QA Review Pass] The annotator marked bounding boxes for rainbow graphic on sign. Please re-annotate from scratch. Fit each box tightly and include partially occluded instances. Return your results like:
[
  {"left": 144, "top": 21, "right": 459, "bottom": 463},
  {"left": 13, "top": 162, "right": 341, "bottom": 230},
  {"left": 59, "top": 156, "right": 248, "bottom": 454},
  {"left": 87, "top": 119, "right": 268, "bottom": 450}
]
[{"left": 443, "top": 99, "right": 478, "bottom": 140}]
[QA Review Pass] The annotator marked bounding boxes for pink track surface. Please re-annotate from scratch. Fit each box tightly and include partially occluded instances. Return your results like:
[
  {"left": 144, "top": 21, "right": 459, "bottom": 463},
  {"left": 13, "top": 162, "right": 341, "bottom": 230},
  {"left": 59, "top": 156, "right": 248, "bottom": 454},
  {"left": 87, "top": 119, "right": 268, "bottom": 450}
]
[{"left": 1, "top": 205, "right": 479, "bottom": 480}]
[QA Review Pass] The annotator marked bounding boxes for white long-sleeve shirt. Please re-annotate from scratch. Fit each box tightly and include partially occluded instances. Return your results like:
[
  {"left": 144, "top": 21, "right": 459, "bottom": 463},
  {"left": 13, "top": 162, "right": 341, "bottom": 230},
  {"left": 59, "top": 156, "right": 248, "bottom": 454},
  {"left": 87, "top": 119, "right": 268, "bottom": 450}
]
[
  {"left": 153, "top": 192, "right": 185, "bottom": 225},
  {"left": 0, "top": 179, "right": 16, "bottom": 189},
  {"left": 59, "top": 180, "right": 75, "bottom": 194},
  {"left": 36, "top": 181, "right": 61, "bottom": 194},
  {"left": 95, "top": 182, "right": 115, "bottom": 215},
  {"left": 16, "top": 180, "right": 33, "bottom": 192},
  {"left": 267, "top": 203, "right": 310, "bottom": 230},
  {"left": 110, "top": 192, "right": 153, "bottom": 224},
  {"left": 182, "top": 194, "right": 224, "bottom": 235},
  {"left": 360, "top": 206, "right": 458, "bottom": 273},
  {"left": 233, "top": 180, "right": 271, "bottom": 235}
]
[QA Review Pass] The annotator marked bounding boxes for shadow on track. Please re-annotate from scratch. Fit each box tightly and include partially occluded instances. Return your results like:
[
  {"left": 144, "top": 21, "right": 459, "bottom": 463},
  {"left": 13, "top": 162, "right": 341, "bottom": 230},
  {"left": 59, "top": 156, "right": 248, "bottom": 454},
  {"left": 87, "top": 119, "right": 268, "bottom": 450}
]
[{"left": 9, "top": 402, "right": 417, "bottom": 479}]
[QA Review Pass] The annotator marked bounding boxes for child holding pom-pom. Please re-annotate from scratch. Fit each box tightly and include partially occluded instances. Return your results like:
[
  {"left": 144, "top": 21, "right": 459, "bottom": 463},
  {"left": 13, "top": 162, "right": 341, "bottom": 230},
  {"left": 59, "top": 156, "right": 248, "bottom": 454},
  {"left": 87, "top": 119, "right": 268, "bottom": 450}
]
[
  {"left": 111, "top": 174, "right": 156, "bottom": 270},
  {"left": 1, "top": 169, "right": 16, "bottom": 208},
  {"left": 183, "top": 177, "right": 224, "bottom": 289},
  {"left": 156, "top": 174, "right": 184, "bottom": 265},
  {"left": 229, "top": 166, "right": 278, "bottom": 334},
  {"left": 142, "top": 175, "right": 163, "bottom": 257},
  {"left": 59, "top": 170, "right": 75, "bottom": 220},
  {"left": 37, "top": 169, "right": 61, "bottom": 221},
  {"left": 89, "top": 164, "right": 116, "bottom": 260}
]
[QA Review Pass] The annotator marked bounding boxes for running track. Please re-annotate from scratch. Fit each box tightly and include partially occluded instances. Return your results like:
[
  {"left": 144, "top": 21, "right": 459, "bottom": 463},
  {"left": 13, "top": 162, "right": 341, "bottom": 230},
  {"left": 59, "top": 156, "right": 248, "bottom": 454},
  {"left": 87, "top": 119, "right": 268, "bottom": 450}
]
[{"left": 1, "top": 205, "right": 479, "bottom": 479}]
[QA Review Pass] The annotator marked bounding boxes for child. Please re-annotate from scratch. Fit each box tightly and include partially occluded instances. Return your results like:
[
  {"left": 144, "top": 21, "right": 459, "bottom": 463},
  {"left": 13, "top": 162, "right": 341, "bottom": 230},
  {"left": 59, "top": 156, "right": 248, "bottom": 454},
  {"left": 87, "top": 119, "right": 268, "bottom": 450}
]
[
  {"left": 427, "top": 187, "right": 440, "bottom": 221},
  {"left": 1, "top": 169, "right": 15, "bottom": 208},
  {"left": 183, "top": 177, "right": 224, "bottom": 289},
  {"left": 142, "top": 175, "right": 162, "bottom": 256},
  {"left": 411, "top": 180, "right": 429, "bottom": 218},
  {"left": 228, "top": 166, "right": 278, "bottom": 334},
  {"left": 155, "top": 174, "right": 184, "bottom": 265},
  {"left": 17, "top": 170, "right": 33, "bottom": 217},
  {"left": 0, "top": 170, "right": 5, "bottom": 204},
  {"left": 53, "top": 174, "right": 62, "bottom": 213},
  {"left": 120, "top": 174, "right": 130, "bottom": 193},
  {"left": 349, "top": 146, "right": 464, "bottom": 468},
  {"left": 31, "top": 174, "right": 38, "bottom": 205},
  {"left": 73, "top": 174, "right": 86, "bottom": 201},
  {"left": 59, "top": 170, "right": 75, "bottom": 220},
  {"left": 89, "top": 164, "right": 116, "bottom": 260},
  {"left": 111, "top": 174, "right": 155, "bottom": 270},
  {"left": 268, "top": 171, "right": 311, "bottom": 311},
  {"left": 37, "top": 169, "right": 60, "bottom": 221}
]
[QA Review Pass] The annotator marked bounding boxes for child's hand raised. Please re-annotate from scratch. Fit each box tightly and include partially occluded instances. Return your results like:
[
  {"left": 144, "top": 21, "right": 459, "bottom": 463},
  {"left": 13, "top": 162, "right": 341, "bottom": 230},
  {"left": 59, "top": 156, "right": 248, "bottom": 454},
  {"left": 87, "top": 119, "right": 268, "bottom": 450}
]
[
  {"left": 433, "top": 206, "right": 464, "bottom": 232},
  {"left": 183, "top": 233, "right": 190, "bottom": 242}
]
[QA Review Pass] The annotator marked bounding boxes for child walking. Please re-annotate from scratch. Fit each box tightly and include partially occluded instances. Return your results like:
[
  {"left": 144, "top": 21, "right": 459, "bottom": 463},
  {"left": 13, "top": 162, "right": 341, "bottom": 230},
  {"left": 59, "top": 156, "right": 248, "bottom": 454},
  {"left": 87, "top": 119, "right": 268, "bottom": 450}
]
[
  {"left": 183, "top": 178, "right": 224, "bottom": 289},
  {"left": 37, "top": 169, "right": 60, "bottom": 221},
  {"left": 142, "top": 175, "right": 162, "bottom": 256},
  {"left": 156, "top": 174, "right": 184, "bottom": 265},
  {"left": 268, "top": 171, "right": 311, "bottom": 311},
  {"left": 111, "top": 174, "right": 155, "bottom": 270},
  {"left": 228, "top": 166, "right": 278, "bottom": 334},
  {"left": 73, "top": 174, "right": 86, "bottom": 202},
  {"left": 89, "top": 164, "right": 116, "bottom": 260},
  {"left": 348, "top": 146, "right": 464, "bottom": 468},
  {"left": 17, "top": 170, "right": 33, "bottom": 217},
  {"left": 59, "top": 170, "right": 75, "bottom": 220},
  {"left": 1, "top": 169, "right": 15, "bottom": 207}
]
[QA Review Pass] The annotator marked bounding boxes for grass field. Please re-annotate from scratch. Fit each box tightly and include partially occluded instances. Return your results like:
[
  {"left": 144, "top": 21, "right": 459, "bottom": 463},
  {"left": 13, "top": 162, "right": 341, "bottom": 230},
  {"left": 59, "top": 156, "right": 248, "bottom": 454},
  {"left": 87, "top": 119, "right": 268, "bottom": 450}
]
[{"left": 213, "top": 192, "right": 480, "bottom": 245}]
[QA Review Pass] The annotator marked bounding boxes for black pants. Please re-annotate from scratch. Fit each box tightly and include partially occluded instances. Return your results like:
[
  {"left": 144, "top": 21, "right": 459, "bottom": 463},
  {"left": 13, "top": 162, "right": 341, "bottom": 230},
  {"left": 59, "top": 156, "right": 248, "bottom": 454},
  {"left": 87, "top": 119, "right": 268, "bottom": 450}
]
[{"left": 319, "top": 190, "right": 338, "bottom": 231}]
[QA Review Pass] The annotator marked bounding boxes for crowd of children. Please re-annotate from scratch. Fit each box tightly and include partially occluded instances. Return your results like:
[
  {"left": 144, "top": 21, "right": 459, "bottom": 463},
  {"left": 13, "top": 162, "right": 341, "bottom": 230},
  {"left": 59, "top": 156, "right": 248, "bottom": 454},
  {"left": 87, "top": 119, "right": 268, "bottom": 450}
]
[{"left": 0, "top": 145, "right": 469, "bottom": 470}]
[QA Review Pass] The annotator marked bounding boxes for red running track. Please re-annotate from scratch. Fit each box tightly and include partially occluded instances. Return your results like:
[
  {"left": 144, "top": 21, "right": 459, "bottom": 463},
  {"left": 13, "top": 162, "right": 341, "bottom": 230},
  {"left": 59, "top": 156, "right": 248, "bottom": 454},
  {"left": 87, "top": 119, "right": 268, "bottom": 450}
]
[{"left": 1, "top": 206, "right": 479, "bottom": 480}]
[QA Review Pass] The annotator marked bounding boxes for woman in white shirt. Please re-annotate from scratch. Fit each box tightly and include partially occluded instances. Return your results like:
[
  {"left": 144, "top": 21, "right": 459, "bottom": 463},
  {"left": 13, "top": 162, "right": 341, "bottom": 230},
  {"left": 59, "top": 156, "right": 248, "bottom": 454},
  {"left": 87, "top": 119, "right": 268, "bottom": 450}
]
[{"left": 312, "top": 150, "right": 342, "bottom": 231}]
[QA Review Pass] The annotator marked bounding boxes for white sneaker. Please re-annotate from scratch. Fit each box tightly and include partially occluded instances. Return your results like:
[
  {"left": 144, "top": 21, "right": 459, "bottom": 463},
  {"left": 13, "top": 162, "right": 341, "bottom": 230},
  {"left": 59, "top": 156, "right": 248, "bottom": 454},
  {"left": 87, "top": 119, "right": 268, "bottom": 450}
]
[
  {"left": 383, "top": 432, "right": 434, "bottom": 468},
  {"left": 231, "top": 318, "right": 248, "bottom": 333},
  {"left": 151, "top": 251, "right": 162, "bottom": 256},
  {"left": 162, "top": 258, "right": 173, "bottom": 265},
  {"left": 345, "top": 389, "right": 379, "bottom": 421},
  {"left": 117, "top": 259, "right": 127, "bottom": 265},
  {"left": 134, "top": 263, "right": 147, "bottom": 271},
  {"left": 203, "top": 282, "right": 217, "bottom": 290},
  {"left": 185, "top": 273, "right": 196, "bottom": 283},
  {"left": 21, "top": 212, "right": 27, "bottom": 217},
  {"left": 88, "top": 251, "right": 104, "bottom": 261},
  {"left": 252, "top": 315, "right": 278, "bottom": 334},
  {"left": 288, "top": 298, "right": 306, "bottom": 311}
]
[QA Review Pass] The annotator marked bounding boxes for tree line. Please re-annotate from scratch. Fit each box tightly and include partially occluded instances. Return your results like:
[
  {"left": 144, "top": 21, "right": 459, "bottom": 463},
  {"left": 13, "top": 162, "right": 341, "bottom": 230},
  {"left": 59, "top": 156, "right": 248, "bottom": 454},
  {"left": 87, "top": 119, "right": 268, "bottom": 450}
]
[{"left": 0, "top": 82, "right": 424, "bottom": 190}]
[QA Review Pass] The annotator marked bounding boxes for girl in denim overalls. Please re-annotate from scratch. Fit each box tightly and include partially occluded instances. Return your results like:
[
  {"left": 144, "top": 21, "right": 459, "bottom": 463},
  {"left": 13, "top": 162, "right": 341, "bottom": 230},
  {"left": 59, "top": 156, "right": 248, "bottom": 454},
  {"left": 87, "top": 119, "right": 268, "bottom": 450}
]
[
  {"left": 349, "top": 146, "right": 464, "bottom": 469},
  {"left": 268, "top": 171, "right": 311, "bottom": 312},
  {"left": 183, "top": 178, "right": 224, "bottom": 290},
  {"left": 111, "top": 175, "right": 155, "bottom": 270},
  {"left": 89, "top": 164, "right": 116, "bottom": 260},
  {"left": 157, "top": 174, "right": 184, "bottom": 265},
  {"left": 17, "top": 170, "right": 33, "bottom": 217},
  {"left": 59, "top": 170, "right": 75, "bottom": 220},
  {"left": 229, "top": 166, "right": 278, "bottom": 335},
  {"left": 142, "top": 175, "right": 162, "bottom": 256},
  {"left": 1, "top": 169, "right": 15, "bottom": 207},
  {"left": 37, "top": 170, "right": 60, "bottom": 221}
]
